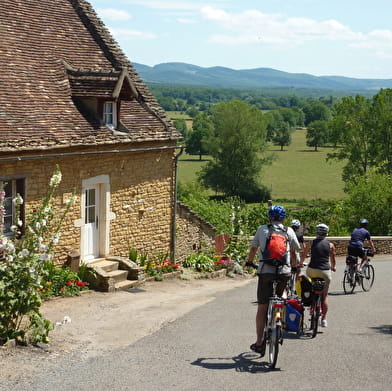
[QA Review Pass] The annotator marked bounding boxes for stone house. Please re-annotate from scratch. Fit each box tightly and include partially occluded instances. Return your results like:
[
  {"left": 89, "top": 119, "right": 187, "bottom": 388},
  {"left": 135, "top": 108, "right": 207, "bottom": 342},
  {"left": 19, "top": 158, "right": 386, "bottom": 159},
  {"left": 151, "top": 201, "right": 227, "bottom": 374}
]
[{"left": 0, "top": 0, "right": 182, "bottom": 269}]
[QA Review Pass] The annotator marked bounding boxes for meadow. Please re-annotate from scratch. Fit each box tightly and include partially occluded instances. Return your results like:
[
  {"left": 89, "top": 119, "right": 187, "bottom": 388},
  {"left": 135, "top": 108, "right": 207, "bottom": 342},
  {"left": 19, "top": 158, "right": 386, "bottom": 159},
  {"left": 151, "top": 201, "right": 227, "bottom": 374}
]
[{"left": 177, "top": 126, "right": 346, "bottom": 201}]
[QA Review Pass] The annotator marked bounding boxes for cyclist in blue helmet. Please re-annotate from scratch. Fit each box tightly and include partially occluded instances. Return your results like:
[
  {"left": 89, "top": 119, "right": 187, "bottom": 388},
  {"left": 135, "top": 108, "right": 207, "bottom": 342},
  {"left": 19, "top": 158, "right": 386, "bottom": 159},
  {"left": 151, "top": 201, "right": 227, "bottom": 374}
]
[
  {"left": 246, "top": 204, "right": 300, "bottom": 355},
  {"left": 347, "top": 219, "right": 376, "bottom": 274},
  {"left": 268, "top": 205, "right": 286, "bottom": 219}
]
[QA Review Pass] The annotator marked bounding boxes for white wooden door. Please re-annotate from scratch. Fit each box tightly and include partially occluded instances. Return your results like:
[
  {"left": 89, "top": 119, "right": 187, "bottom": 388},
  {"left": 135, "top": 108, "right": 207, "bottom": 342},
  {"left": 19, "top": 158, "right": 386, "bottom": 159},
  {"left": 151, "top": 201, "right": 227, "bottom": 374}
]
[{"left": 83, "top": 185, "right": 100, "bottom": 261}]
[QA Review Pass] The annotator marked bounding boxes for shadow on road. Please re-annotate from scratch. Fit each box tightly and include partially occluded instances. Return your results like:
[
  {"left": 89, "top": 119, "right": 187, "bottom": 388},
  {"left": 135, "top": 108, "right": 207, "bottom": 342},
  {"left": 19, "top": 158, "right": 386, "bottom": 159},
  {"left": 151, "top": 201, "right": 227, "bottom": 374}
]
[
  {"left": 191, "top": 352, "right": 282, "bottom": 373},
  {"left": 370, "top": 324, "right": 392, "bottom": 335}
]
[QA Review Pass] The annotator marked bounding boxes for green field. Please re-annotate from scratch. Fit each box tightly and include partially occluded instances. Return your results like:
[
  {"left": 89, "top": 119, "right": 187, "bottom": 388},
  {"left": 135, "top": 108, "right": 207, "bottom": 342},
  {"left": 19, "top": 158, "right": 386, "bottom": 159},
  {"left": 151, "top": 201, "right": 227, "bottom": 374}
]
[{"left": 178, "top": 128, "right": 346, "bottom": 201}]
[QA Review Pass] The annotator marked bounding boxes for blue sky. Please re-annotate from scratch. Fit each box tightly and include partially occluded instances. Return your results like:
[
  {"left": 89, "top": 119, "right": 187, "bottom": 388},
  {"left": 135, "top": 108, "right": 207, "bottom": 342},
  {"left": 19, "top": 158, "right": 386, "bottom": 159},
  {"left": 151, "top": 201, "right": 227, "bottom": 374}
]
[{"left": 89, "top": 0, "right": 392, "bottom": 79}]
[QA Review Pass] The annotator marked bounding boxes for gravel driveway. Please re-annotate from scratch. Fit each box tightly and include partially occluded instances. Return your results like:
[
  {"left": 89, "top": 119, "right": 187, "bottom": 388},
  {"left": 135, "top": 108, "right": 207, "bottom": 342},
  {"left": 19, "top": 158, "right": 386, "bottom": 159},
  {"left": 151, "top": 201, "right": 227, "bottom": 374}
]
[{"left": 1, "top": 274, "right": 252, "bottom": 383}]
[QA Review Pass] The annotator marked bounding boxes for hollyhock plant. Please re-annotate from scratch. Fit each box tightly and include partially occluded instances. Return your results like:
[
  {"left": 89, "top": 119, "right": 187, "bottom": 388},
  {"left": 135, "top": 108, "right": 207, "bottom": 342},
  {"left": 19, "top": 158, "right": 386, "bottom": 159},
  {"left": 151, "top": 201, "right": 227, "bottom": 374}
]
[{"left": 0, "top": 166, "right": 75, "bottom": 345}]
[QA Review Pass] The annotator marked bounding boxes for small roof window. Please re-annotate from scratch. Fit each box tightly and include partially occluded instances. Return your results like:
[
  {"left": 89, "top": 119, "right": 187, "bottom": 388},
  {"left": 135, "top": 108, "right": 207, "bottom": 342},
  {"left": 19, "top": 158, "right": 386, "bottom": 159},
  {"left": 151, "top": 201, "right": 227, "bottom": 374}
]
[{"left": 103, "top": 101, "right": 117, "bottom": 129}]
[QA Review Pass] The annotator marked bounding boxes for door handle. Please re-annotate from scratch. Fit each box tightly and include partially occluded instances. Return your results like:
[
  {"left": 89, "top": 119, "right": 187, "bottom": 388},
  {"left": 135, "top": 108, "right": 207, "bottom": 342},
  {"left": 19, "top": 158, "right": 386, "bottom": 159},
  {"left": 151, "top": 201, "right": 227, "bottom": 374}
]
[{"left": 95, "top": 215, "right": 99, "bottom": 228}]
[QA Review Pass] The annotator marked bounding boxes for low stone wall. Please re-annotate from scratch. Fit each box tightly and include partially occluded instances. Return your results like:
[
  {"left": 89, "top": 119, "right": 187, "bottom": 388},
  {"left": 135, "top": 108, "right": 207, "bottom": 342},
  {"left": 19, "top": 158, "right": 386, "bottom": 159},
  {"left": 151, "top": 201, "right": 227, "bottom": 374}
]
[
  {"left": 175, "top": 202, "right": 392, "bottom": 262},
  {"left": 303, "top": 236, "right": 392, "bottom": 256},
  {"left": 175, "top": 201, "right": 217, "bottom": 262}
]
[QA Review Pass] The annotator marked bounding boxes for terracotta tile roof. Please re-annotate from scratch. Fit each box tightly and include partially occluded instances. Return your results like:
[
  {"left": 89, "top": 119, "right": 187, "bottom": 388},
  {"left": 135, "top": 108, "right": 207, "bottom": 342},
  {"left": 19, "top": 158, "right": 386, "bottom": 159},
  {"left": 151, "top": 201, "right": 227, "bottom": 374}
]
[{"left": 0, "top": 0, "right": 181, "bottom": 153}]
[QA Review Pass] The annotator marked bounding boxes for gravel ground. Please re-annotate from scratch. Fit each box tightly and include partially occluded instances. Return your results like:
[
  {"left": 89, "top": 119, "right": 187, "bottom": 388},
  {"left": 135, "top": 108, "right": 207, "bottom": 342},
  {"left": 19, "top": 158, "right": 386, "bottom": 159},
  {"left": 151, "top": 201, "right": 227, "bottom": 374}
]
[{"left": 0, "top": 273, "right": 253, "bottom": 384}]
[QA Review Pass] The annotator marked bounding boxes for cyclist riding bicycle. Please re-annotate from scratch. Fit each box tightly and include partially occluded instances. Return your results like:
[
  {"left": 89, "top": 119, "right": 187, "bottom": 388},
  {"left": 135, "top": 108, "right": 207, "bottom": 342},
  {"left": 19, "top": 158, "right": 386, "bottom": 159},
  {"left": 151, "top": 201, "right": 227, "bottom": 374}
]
[
  {"left": 302, "top": 223, "right": 336, "bottom": 328},
  {"left": 246, "top": 205, "right": 300, "bottom": 355},
  {"left": 347, "top": 219, "right": 376, "bottom": 275},
  {"left": 291, "top": 219, "right": 305, "bottom": 275}
]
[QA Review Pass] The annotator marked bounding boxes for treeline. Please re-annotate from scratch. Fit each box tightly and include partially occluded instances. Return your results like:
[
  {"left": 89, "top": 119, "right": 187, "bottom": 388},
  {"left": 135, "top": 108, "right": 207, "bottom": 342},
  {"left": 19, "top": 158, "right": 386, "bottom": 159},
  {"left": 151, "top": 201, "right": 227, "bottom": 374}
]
[{"left": 149, "top": 83, "right": 337, "bottom": 112}]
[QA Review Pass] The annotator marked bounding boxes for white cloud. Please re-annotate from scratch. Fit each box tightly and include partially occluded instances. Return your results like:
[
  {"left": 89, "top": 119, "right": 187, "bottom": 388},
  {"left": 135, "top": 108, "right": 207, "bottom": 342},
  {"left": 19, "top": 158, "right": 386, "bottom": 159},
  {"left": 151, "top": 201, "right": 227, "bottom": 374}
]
[
  {"left": 97, "top": 8, "right": 132, "bottom": 21},
  {"left": 350, "top": 29, "right": 392, "bottom": 51},
  {"left": 201, "top": 6, "right": 364, "bottom": 46},
  {"left": 177, "top": 18, "right": 197, "bottom": 24},
  {"left": 199, "top": 6, "right": 392, "bottom": 60},
  {"left": 109, "top": 28, "right": 157, "bottom": 40}
]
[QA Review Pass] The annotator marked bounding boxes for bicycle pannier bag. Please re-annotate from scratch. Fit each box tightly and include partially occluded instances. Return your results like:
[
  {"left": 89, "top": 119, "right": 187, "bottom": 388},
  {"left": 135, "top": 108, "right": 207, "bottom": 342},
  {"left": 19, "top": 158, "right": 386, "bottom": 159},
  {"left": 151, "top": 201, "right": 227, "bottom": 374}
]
[
  {"left": 262, "top": 224, "right": 288, "bottom": 267},
  {"left": 296, "top": 275, "right": 313, "bottom": 306},
  {"left": 286, "top": 297, "right": 303, "bottom": 313},
  {"left": 285, "top": 303, "right": 302, "bottom": 332}
]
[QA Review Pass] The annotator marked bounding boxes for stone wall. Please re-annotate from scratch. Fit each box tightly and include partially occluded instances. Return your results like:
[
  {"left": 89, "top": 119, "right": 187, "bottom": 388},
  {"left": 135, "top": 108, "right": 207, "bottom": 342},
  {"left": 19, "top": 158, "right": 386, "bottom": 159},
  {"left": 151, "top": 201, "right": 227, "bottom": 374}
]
[
  {"left": 0, "top": 145, "right": 176, "bottom": 265},
  {"left": 303, "top": 236, "right": 392, "bottom": 256},
  {"left": 175, "top": 201, "right": 217, "bottom": 262}
]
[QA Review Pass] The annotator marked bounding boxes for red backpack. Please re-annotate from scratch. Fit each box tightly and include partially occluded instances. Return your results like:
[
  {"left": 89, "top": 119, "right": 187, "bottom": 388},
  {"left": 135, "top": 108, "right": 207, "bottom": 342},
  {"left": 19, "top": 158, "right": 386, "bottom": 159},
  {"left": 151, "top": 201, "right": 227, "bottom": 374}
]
[{"left": 262, "top": 224, "right": 289, "bottom": 266}]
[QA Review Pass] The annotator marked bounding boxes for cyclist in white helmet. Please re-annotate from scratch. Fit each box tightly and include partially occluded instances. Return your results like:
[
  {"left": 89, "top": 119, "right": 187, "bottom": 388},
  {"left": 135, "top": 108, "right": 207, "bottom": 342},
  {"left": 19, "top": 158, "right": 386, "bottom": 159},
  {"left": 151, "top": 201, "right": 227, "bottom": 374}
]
[
  {"left": 302, "top": 223, "right": 336, "bottom": 328},
  {"left": 291, "top": 219, "right": 305, "bottom": 268}
]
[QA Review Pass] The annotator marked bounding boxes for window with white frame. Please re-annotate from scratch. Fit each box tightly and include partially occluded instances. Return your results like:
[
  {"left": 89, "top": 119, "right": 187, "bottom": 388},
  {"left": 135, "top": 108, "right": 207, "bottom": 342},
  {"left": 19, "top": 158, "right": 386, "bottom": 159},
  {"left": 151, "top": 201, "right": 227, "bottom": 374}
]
[
  {"left": 0, "top": 178, "right": 25, "bottom": 237},
  {"left": 103, "top": 101, "right": 117, "bottom": 129}
]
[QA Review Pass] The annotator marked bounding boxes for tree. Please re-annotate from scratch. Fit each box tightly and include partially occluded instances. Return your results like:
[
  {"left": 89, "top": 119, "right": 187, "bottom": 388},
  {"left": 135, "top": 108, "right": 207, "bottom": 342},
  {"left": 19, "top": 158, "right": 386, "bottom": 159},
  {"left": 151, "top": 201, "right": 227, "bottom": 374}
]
[
  {"left": 343, "top": 169, "right": 392, "bottom": 235},
  {"left": 265, "top": 110, "right": 293, "bottom": 150},
  {"left": 185, "top": 112, "right": 213, "bottom": 160},
  {"left": 271, "top": 121, "right": 292, "bottom": 151},
  {"left": 328, "top": 94, "right": 376, "bottom": 183},
  {"left": 173, "top": 119, "right": 188, "bottom": 139},
  {"left": 306, "top": 120, "right": 329, "bottom": 151},
  {"left": 370, "top": 89, "right": 392, "bottom": 174},
  {"left": 302, "top": 101, "right": 331, "bottom": 126},
  {"left": 198, "top": 100, "right": 271, "bottom": 201}
]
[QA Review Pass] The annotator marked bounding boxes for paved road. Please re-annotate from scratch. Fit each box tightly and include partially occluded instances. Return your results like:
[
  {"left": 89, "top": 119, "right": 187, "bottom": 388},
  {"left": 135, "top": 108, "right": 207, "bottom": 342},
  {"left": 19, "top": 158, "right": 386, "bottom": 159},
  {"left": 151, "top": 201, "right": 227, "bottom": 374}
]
[{"left": 3, "top": 257, "right": 392, "bottom": 391}]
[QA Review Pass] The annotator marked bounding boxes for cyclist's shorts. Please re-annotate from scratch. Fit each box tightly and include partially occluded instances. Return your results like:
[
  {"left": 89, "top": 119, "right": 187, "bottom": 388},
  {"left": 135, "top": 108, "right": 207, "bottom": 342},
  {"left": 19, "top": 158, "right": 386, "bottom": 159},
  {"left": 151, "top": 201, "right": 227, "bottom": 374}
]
[
  {"left": 348, "top": 246, "right": 365, "bottom": 258},
  {"left": 257, "top": 273, "right": 290, "bottom": 304},
  {"left": 306, "top": 267, "right": 331, "bottom": 290}
]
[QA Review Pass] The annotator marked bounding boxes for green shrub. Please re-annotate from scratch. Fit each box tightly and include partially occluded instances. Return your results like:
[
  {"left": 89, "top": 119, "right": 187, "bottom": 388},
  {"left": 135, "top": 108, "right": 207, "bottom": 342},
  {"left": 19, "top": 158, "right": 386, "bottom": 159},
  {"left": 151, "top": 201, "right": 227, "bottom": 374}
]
[
  {"left": 0, "top": 166, "right": 75, "bottom": 344},
  {"left": 183, "top": 253, "right": 215, "bottom": 272}
]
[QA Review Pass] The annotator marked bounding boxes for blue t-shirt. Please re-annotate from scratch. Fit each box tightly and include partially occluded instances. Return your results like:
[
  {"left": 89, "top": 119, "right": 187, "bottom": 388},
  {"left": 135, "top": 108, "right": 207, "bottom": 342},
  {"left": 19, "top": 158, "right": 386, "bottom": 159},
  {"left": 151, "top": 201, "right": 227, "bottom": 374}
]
[{"left": 349, "top": 227, "right": 371, "bottom": 248}]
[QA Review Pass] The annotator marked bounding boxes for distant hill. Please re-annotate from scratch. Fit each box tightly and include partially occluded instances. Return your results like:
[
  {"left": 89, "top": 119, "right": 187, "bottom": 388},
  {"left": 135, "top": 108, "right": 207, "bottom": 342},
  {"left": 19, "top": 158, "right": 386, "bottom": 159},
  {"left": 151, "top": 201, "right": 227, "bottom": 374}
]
[{"left": 133, "top": 62, "right": 392, "bottom": 91}]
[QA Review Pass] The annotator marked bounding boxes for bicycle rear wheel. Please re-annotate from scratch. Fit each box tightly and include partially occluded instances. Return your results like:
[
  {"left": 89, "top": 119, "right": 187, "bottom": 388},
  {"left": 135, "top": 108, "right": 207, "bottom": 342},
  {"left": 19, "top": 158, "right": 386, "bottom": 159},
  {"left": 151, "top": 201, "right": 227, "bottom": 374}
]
[
  {"left": 343, "top": 270, "right": 355, "bottom": 294},
  {"left": 310, "top": 303, "right": 320, "bottom": 338},
  {"left": 361, "top": 264, "right": 375, "bottom": 291},
  {"left": 268, "top": 325, "right": 281, "bottom": 368}
]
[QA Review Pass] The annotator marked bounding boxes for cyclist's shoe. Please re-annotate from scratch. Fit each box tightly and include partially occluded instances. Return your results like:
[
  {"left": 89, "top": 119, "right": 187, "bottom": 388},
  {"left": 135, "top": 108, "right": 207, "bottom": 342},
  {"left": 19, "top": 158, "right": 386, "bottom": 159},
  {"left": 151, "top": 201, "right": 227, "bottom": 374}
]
[
  {"left": 321, "top": 319, "right": 328, "bottom": 327},
  {"left": 357, "top": 270, "right": 364, "bottom": 278},
  {"left": 250, "top": 340, "right": 266, "bottom": 357}
]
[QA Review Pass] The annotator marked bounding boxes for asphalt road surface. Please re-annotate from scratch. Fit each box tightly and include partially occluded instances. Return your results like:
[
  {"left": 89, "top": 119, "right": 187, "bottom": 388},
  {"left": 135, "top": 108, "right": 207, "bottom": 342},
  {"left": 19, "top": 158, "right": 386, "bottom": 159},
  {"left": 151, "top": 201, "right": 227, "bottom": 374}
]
[{"left": 2, "top": 257, "right": 392, "bottom": 391}]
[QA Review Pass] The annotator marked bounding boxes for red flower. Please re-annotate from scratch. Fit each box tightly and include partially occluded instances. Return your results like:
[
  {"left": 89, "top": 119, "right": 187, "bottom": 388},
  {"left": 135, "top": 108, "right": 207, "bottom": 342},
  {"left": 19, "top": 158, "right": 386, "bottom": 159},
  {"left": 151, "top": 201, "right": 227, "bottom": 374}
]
[
  {"left": 66, "top": 280, "right": 74, "bottom": 286},
  {"left": 173, "top": 264, "right": 180, "bottom": 269},
  {"left": 76, "top": 281, "right": 86, "bottom": 287}
]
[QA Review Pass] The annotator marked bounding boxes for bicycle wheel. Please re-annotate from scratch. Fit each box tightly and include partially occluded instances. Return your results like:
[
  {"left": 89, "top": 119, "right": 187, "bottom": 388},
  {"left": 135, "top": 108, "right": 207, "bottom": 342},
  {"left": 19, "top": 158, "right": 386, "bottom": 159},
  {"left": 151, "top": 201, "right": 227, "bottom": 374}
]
[
  {"left": 361, "top": 264, "right": 375, "bottom": 291},
  {"left": 310, "top": 303, "right": 320, "bottom": 338},
  {"left": 343, "top": 270, "right": 355, "bottom": 294},
  {"left": 268, "top": 325, "right": 280, "bottom": 368}
]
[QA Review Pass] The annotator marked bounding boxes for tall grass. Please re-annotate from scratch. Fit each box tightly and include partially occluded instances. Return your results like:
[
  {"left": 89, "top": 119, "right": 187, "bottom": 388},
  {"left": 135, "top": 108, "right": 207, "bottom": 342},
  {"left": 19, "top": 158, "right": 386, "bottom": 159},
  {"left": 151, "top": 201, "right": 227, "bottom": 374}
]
[{"left": 178, "top": 128, "right": 346, "bottom": 201}]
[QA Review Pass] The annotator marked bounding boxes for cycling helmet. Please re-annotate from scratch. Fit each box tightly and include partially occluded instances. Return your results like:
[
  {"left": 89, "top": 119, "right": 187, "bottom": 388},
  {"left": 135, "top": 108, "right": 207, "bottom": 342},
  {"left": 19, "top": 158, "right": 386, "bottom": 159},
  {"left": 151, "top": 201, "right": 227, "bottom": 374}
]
[
  {"left": 291, "top": 219, "right": 301, "bottom": 228},
  {"left": 316, "top": 223, "right": 329, "bottom": 236},
  {"left": 359, "top": 218, "right": 369, "bottom": 226},
  {"left": 268, "top": 205, "right": 286, "bottom": 220}
]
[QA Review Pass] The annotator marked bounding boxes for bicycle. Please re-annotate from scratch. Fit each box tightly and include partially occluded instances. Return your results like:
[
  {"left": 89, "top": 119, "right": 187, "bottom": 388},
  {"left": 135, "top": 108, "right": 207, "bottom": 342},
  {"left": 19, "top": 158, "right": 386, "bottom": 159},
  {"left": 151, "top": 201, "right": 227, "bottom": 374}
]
[
  {"left": 343, "top": 247, "right": 375, "bottom": 294},
  {"left": 246, "top": 261, "right": 285, "bottom": 368},
  {"left": 264, "top": 266, "right": 286, "bottom": 368},
  {"left": 308, "top": 278, "right": 326, "bottom": 338}
]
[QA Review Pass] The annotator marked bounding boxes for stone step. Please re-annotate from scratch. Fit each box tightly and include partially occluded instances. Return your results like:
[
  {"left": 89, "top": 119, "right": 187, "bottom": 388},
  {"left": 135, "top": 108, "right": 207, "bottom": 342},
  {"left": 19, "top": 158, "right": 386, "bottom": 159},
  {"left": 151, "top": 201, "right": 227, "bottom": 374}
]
[
  {"left": 91, "top": 260, "right": 119, "bottom": 272},
  {"left": 115, "top": 279, "right": 143, "bottom": 291},
  {"left": 107, "top": 269, "right": 128, "bottom": 283}
]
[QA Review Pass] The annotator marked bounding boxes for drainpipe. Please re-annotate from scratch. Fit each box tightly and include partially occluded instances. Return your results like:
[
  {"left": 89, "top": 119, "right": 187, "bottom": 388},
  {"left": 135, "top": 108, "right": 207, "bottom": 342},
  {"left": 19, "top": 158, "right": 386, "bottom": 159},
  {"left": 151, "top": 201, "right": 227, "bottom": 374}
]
[{"left": 170, "top": 146, "right": 184, "bottom": 262}]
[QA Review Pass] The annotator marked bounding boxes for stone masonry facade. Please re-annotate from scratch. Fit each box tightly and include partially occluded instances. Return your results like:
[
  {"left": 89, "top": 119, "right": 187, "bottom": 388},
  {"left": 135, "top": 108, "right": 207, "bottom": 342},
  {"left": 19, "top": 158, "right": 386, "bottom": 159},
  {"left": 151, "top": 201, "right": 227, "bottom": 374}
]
[{"left": 0, "top": 146, "right": 176, "bottom": 265}]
